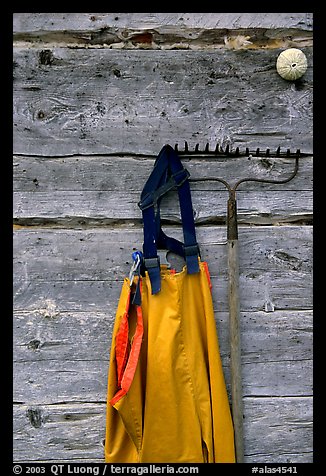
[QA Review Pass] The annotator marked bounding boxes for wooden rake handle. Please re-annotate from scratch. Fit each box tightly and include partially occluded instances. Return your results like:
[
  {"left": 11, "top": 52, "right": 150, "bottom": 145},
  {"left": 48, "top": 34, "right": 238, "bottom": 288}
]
[{"left": 227, "top": 193, "right": 244, "bottom": 463}]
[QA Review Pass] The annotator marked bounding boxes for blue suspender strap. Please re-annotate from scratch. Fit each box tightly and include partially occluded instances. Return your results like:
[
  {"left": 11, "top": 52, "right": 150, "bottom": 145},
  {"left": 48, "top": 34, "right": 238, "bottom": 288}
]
[
  {"left": 138, "top": 144, "right": 200, "bottom": 294},
  {"left": 139, "top": 150, "right": 167, "bottom": 294},
  {"left": 165, "top": 146, "right": 200, "bottom": 274},
  {"left": 141, "top": 206, "right": 161, "bottom": 294}
]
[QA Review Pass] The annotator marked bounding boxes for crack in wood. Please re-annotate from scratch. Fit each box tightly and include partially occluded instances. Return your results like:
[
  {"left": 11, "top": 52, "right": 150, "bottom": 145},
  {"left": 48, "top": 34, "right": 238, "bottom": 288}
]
[
  {"left": 13, "top": 27, "right": 313, "bottom": 50},
  {"left": 13, "top": 217, "right": 313, "bottom": 229}
]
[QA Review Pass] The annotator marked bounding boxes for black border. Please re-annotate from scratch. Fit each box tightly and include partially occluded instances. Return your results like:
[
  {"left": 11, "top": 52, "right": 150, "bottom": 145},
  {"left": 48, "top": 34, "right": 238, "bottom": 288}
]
[{"left": 8, "top": 7, "right": 319, "bottom": 472}]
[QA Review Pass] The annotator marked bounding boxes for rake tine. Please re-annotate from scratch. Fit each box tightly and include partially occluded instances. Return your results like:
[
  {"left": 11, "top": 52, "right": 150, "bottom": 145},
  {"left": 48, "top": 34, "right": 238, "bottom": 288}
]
[{"left": 173, "top": 143, "right": 305, "bottom": 158}]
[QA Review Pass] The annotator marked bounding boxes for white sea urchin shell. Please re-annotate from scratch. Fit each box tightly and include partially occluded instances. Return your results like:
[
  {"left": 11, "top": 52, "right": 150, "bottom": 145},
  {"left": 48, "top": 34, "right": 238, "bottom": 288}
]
[{"left": 276, "top": 48, "right": 308, "bottom": 81}]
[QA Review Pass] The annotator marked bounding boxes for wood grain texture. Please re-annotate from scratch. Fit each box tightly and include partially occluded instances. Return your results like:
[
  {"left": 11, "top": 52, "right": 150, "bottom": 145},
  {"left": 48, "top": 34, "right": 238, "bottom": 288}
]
[
  {"left": 13, "top": 309, "right": 313, "bottom": 365},
  {"left": 13, "top": 154, "right": 313, "bottom": 226},
  {"left": 13, "top": 13, "right": 313, "bottom": 33},
  {"left": 13, "top": 12, "right": 313, "bottom": 50},
  {"left": 243, "top": 397, "right": 313, "bottom": 463},
  {"left": 13, "top": 397, "right": 313, "bottom": 463},
  {"left": 13, "top": 311, "right": 312, "bottom": 404},
  {"left": 13, "top": 48, "right": 313, "bottom": 156},
  {"left": 13, "top": 272, "right": 313, "bottom": 318},
  {"left": 13, "top": 226, "right": 313, "bottom": 312},
  {"left": 13, "top": 12, "right": 313, "bottom": 464},
  {"left": 13, "top": 189, "right": 313, "bottom": 226},
  {"left": 13, "top": 155, "right": 313, "bottom": 192}
]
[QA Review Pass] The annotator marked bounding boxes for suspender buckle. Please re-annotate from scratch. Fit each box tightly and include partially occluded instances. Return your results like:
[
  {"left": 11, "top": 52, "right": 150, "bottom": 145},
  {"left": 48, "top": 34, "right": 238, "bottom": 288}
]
[
  {"left": 173, "top": 168, "right": 190, "bottom": 187},
  {"left": 138, "top": 193, "right": 153, "bottom": 211},
  {"left": 144, "top": 257, "right": 160, "bottom": 269},
  {"left": 184, "top": 244, "right": 200, "bottom": 274},
  {"left": 138, "top": 168, "right": 190, "bottom": 211},
  {"left": 184, "top": 244, "right": 200, "bottom": 257},
  {"left": 157, "top": 249, "right": 171, "bottom": 268}
]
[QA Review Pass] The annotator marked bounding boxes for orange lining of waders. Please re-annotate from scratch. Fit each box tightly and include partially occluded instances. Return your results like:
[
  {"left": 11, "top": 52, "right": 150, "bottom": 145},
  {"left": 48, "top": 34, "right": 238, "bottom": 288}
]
[
  {"left": 115, "top": 291, "right": 131, "bottom": 387},
  {"left": 202, "top": 261, "right": 212, "bottom": 292},
  {"left": 110, "top": 281, "right": 144, "bottom": 406}
]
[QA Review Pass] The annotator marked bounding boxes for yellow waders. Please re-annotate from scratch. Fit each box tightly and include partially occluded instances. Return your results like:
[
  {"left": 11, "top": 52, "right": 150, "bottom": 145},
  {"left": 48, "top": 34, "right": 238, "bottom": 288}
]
[{"left": 105, "top": 145, "right": 235, "bottom": 463}]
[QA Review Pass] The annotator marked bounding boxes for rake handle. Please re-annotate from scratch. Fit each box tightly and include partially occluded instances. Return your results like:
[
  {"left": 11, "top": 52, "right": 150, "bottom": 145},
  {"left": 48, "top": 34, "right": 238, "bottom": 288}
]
[{"left": 227, "top": 194, "right": 244, "bottom": 463}]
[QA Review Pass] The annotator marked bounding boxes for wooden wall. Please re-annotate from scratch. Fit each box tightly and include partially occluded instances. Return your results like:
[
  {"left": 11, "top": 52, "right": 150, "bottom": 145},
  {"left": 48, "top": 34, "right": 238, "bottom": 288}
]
[{"left": 13, "top": 13, "right": 313, "bottom": 463}]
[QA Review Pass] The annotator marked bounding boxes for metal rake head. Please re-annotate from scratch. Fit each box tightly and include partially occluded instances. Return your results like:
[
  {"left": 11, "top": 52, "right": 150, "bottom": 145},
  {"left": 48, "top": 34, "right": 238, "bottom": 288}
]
[{"left": 174, "top": 142, "right": 305, "bottom": 158}]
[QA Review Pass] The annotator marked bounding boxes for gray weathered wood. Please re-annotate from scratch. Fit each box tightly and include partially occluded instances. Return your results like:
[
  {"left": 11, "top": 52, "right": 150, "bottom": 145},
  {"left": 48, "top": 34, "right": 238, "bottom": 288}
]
[
  {"left": 13, "top": 12, "right": 313, "bottom": 50},
  {"left": 243, "top": 397, "right": 313, "bottom": 463},
  {"left": 13, "top": 12, "right": 313, "bottom": 464},
  {"left": 13, "top": 226, "right": 313, "bottom": 278},
  {"left": 13, "top": 190, "right": 312, "bottom": 225},
  {"left": 14, "top": 271, "right": 312, "bottom": 315},
  {"left": 13, "top": 226, "right": 313, "bottom": 312},
  {"left": 13, "top": 397, "right": 313, "bottom": 462},
  {"left": 13, "top": 403, "right": 106, "bottom": 461},
  {"left": 13, "top": 154, "right": 313, "bottom": 226},
  {"left": 13, "top": 13, "right": 313, "bottom": 34},
  {"left": 13, "top": 307, "right": 312, "bottom": 404},
  {"left": 13, "top": 310, "right": 312, "bottom": 365},
  {"left": 13, "top": 356, "right": 312, "bottom": 404},
  {"left": 13, "top": 155, "right": 313, "bottom": 192},
  {"left": 13, "top": 48, "right": 313, "bottom": 156}
]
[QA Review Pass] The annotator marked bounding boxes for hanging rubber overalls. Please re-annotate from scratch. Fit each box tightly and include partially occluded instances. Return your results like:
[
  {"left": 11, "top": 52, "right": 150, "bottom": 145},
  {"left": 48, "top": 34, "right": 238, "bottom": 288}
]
[{"left": 105, "top": 144, "right": 235, "bottom": 463}]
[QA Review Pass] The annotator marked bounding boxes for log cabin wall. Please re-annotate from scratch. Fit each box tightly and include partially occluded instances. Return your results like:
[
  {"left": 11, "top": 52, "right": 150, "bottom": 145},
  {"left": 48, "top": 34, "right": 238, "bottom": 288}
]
[{"left": 13, "top": 13, "right": 313, "bottom": 463}]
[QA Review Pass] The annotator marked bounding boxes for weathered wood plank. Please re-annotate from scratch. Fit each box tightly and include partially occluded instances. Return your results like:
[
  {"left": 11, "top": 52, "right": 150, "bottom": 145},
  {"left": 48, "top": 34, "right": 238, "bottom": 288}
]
[
  {"left": 244, "top": 397, "right": 313, "bottom": 463},
  {"left": 13, "top": 228, "right": 313, "bottom": 403},
  {"left": 13, "top": 13, "right": 313, "bottom": 33},
  {"left": 12, "top": 11, "right": 314, "bottom": 467},
  {"left": 13, "top": 272, "right": 313, "bottom": 316},
  {"left": 13, "top": 357, "right": 312, "bottom": 404},
  {"left": 13, "top": 155, "right": 313, "bottom": 192},
  {"left": 13, "top": 227, "right": 313, "bottom": 404},
  {"left": 14, "top": 360, "right": 107, "bottom": 404},
  {"left": 13, "top": 190, "right": 312, "bottom": 225},
  {"left": 13, "top": 12, "right": 313, "bottom": 50},
  {"left": 13, "top": 154, "right": 313, "bottom": 225},
  {"left": 13, "top": 226, "right": 313, "bottom": 280},
  {"left": 13, "top": 48, "right": 313, "bottom": 156},
  {"left": 13, "top": 310, "right": 312, "bottom": 365},
  {"left": 13, "top": 403, "right": 106, "bottom": 461},
  {"left": 13, "top": 226, "right": 313, "bottom": 311},
  {"left": 13, "top": 397, "right": 313, "bottom": 462},
  {"left": 13, "top": 306, "right": 312, "bottom": 405}
]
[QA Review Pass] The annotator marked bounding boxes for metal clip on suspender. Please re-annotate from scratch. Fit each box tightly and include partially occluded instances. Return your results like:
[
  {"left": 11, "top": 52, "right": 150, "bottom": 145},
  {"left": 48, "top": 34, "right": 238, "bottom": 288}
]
[
  {"left": 129, "top": 251, "right": 142, "bottom": 288},
  {"left": 128, "top": 250, "right": 143, "bottom": 306},
  {"left": 138, "top": 144, "right": 200, "bottom": 295}
]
